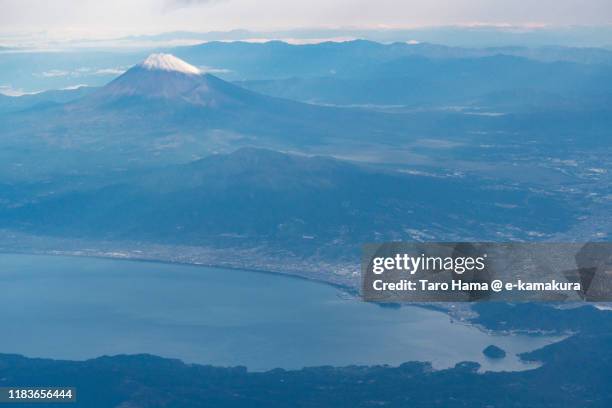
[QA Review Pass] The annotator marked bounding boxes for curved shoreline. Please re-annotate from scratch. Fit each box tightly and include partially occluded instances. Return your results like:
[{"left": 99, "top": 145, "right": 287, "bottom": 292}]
[{"left": 0, "top": 249, "right": 360, "bottom": 296}]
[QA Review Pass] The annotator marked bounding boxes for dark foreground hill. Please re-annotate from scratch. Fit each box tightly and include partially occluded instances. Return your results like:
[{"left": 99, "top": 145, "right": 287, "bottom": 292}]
[{"left": 0, "top": 148, "right": 572, "bottom": 257}]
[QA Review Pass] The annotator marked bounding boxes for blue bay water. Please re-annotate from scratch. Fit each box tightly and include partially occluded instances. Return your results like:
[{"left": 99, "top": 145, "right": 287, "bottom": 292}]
[{"left": 0, "top": 253, "right": 561, "bottom": 371}]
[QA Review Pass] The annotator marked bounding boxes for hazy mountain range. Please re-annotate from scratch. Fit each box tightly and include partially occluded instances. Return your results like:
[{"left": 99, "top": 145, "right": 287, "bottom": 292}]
[
  {"left": 0, "top": 48, "right": 610, "bottom": 273},
  {"left": 3, "top": 50, "right": 611, "bottom": 177},
  {"left": 1, "top": 53, "right": 434, "bottom": 178},
  {"left": 3, "top": 40, "right": 612, "bottom": 93},
  {"left": 0, "top": 86, "right": 94, "bottom": 113}
]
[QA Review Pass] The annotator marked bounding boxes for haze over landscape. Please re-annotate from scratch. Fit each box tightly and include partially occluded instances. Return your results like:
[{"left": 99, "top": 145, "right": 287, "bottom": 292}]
[
  {"left": 0, "top": 1, "right": 612, "bottom": 406},
  {"left": 1, "top": 46, "right": 610, "bottom": 280}
]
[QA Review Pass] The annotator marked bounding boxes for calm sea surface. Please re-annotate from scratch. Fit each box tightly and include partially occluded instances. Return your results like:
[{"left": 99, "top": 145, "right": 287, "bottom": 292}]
[{"left": 0, "top": 253, "right": 562, "bottom": 371}]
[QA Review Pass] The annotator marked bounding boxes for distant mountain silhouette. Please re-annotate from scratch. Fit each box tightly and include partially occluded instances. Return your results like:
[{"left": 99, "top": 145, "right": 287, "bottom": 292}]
[
  {"left": 82, "top": 54, "right": 265, "bottom": 109},
  {"left": 237, "top": 54, "right": 612, "bottom": 107},
  {"left": 0, "top": 86, "right": 95, "bottom": 113}
]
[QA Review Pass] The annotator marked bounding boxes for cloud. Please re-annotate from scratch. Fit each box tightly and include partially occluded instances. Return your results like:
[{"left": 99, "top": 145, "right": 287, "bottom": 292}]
[
  {"left": 0, "top": 84, "right": 90, "bottom": 97},
  {"left": 41, "top": 70, "right": 70, "bottom": 78},
  {"left": 94, "top": 67, "right": 127, "bottom": 75},
  {"left": 163, "top": 0, "right": 226, "bottom": 12},
  {"left": 198, "top": 65, "right": 231, "bottom": 74},
  {"left": 0, "top": 85, "right": 40, "bottom": 96},
  {"left": 35, "top": 66, "right": 127, "bottom": 79},
  {"left": 1, "top": 0, "right": 612, "bottom": 48},
  {"left": 61, "top": 84, "right": 89, "bottom": 90}
]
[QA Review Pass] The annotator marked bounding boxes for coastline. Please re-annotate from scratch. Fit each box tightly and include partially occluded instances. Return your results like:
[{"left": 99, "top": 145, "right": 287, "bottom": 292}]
[
  {"left": 0, "top": 246, "right": 360, "bottom": 296},
  {"left": 0, "top": 246, "right": 486, "bottom": 325}
]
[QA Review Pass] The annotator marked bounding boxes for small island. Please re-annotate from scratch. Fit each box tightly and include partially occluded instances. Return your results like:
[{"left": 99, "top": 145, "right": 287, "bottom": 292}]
[{"left": 483, "top": 345, "right": 507, "bottom": 359}]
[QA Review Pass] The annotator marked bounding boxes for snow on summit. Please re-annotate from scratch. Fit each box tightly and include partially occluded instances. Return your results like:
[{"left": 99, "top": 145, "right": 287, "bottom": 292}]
[{"left": 140, "top": 54, "right": 201, "bottom": 75}]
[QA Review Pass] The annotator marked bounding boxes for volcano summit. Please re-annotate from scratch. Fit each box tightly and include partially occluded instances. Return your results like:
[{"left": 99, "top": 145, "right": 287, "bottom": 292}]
[
  {"left": 140, "top": 53, "right": 202, "bottom": 75},
  {"left": 87, "top": 53, "right": 257, "bottom": 107}
]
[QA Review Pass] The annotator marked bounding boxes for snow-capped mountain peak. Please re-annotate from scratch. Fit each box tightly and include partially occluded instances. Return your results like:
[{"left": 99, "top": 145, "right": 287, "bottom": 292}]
[
  {"left": 140, "top": 53, "right": 201, "bottom": 75},
  {"left": 85, "top": 53, "right": 259, "bottom": 108}
]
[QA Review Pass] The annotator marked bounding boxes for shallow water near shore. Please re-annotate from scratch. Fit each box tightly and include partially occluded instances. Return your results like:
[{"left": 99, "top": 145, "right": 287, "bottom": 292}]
[{"left": 0, "top": 253, "right": 562, "bottom": 372}]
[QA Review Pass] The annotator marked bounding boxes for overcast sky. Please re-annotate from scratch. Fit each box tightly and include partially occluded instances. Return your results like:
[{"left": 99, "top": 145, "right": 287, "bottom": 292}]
[{"left": 1, "top": 0, "right": 611, "bottom": 40}]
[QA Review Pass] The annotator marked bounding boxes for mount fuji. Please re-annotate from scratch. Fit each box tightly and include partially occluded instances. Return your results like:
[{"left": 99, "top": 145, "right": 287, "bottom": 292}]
[
  {"left": 0, "top": 53, "right": 437, "bottom": 178},
  {"left": 84, "top": 53, "right": 265, "bottom": 108}
]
